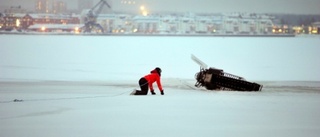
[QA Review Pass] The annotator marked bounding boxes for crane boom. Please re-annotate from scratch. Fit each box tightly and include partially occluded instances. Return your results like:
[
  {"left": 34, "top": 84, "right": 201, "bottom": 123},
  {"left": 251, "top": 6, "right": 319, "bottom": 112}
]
[{"left": 83, "top": 0, "right": 111, "bottom": 33}]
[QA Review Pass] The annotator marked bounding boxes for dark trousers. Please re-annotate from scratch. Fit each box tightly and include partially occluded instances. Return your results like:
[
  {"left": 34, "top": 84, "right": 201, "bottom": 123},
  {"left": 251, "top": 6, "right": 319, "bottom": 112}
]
[{"left": 135, "top": 78, "right": 149, "bottom": 95}]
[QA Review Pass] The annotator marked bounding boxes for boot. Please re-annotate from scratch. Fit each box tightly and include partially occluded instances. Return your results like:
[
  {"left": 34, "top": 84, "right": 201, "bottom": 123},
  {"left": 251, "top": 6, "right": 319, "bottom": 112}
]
[
  {"left": 160, "top": 90, "right": 164, "bottom": 95},
  {"left": 130, "top": 89, "right": 137, "bottom": 95}
]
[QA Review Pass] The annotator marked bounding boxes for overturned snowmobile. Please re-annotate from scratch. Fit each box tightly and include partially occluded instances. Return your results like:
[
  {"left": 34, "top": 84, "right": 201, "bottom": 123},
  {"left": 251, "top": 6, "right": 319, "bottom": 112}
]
[{"left": 191, "top": 55, "right": 263, "bottom": 91}]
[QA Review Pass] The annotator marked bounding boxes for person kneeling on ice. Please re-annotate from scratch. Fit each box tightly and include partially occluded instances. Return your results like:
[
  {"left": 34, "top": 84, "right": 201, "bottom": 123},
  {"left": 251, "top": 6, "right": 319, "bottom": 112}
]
[{"left": 132, "top": 67, "right": 164, "bottom": 95}]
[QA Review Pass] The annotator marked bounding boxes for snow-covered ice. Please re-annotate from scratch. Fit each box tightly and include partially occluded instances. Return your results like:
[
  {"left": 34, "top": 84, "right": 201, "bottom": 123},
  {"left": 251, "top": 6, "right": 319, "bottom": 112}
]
[
  {"left": 1, "top": 35, "right": 319, "bottom": 81},
  {"left": 0, "top": 35, "right": 320, "bottom": 137}
]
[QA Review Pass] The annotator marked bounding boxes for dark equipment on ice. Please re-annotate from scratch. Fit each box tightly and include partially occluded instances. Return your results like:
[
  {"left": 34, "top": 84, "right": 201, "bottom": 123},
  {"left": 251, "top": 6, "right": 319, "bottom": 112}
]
[
  {"left": 83, "top": 0, "right": 111, "bottom": 33},
  {"left": 192, "top": 55, "right": 263, "bottom": 91}
]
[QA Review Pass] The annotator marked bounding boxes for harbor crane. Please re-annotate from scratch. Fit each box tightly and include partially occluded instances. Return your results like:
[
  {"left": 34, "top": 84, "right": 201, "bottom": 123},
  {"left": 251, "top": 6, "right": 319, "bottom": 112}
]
[{"left": 82, "top": 0, "right": 111, "bottom": 33}]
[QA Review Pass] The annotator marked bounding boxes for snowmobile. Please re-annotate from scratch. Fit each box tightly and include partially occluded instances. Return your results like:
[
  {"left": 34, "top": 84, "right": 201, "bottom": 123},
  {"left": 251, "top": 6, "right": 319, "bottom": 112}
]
[{"left": 191, "top": 54, "right": 263, "bottom": 91}]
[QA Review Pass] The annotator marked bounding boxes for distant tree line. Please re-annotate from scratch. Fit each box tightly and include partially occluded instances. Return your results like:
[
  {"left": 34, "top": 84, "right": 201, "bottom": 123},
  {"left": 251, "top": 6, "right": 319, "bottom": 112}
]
[{"left": 272, "top": 14, "right": 320, "bottom": 26}]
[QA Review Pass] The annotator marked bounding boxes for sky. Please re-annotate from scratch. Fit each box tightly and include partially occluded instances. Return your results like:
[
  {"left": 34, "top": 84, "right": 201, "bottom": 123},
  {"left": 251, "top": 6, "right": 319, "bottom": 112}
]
[{"left": 0, "top": 0, "right": 320, "bottom": 14}]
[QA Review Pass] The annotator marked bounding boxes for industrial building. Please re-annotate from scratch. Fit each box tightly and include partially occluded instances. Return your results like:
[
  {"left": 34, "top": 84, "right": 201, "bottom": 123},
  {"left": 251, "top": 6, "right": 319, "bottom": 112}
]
[
  {"left": 90, "top": 13, "right": 276, "bottom": 35},
  {"left": 35, "top": 0, "right": 67, "bottom": 14},
  {"left": 0, "top": 0, "right": 318, "bottom": 35},
  {"left": 0, "top": 13, "right": 79, "bottom": 31}
]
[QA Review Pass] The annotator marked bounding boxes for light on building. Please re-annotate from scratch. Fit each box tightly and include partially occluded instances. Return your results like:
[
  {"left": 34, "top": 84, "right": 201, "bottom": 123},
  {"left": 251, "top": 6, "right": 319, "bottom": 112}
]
[
  {"left": 113, "top": 29, "right": 119, "bottom": 33},
  {"left": 74, "top": 27, "right": 80, "bottom": 33},
  {"left": 133, "top": 28, "right": 138, "bottom": 33},
  {"left": 142, "top": 11, "right": 148, "bottom": 16},
  {"left": 41, "top": 26, "right": 46, "bottom": 31},
  {"left": 140, "top": 6, "right": 145, "bottom": 11},
  {"left": 122, "top": 0, "right": 136, "bottom": 4},
  {"left": 140, "top": 5, "right": 149, "bottom": 16},
  {"left": 311, "top": 27, "right": 318, "bottom": 34},
  {"left": 16, "top": 19, "right": 21, "bottom": 27}
]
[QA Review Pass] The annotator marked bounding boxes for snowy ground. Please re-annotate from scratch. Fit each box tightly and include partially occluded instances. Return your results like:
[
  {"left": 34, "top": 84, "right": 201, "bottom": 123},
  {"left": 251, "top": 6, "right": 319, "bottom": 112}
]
[
  {"left": 1, "top": 35, "right": 320, "bottom": 137},
  {"left": 1, "top": 80, "right": 320, "bottom": 137}
]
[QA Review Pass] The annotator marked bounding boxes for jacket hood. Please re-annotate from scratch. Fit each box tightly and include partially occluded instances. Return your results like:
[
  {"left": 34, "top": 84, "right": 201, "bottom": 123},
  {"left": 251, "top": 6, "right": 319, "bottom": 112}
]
[{"left": 150, "top": 68, "right": 161, "bottom": 76}]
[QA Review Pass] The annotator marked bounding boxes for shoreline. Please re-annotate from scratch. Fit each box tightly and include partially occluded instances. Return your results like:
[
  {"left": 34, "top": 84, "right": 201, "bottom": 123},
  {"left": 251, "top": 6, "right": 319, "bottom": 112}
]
[{"left": 0, "top": 31, "right": 296, "bottom": 37}]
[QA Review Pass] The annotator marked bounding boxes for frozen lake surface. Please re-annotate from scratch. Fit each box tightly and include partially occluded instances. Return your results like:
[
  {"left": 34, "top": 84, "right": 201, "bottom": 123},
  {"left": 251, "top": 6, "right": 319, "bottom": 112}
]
[
  {"left": 1, "top": 35, "right": 320, "bottom": 81},
  {"left": 1, "top": 35, "right": 320, "bottom": 137},
  {"left": 0, "top": 80, "right": 320, "bottom": 137}
]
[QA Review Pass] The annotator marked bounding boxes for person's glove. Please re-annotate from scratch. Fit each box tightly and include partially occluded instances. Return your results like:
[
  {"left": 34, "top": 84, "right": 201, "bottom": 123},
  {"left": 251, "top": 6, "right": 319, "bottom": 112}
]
[
  {"left": 160, "top": 90, "right": 164, "bottom": 95},
  {"left": 151, "top": 90, "right": 156, "bottom": 95}
]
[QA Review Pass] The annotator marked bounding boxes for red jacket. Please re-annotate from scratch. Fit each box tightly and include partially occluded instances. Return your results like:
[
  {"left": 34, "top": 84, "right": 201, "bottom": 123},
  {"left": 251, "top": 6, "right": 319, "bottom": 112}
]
[{"left": 144, "top": 70, "right": 163, "bottom": 91}]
